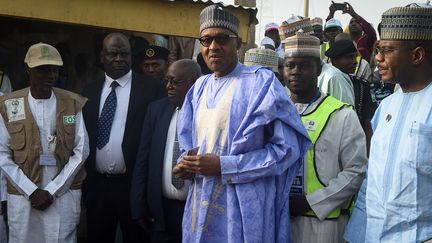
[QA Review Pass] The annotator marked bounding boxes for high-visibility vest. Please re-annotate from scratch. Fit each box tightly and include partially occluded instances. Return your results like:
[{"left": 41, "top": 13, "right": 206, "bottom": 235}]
[
  {"left": 320, "top": 42, "right": 330, "bottom": 63},
  {"left": 301, "top": 95, "right": 353, "bottom": 219}
]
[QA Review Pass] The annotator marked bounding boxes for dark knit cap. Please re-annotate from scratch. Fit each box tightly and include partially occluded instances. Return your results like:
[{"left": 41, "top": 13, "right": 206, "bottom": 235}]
[{"left": 325, "top": 39, "right": 357, "bottom": 58}]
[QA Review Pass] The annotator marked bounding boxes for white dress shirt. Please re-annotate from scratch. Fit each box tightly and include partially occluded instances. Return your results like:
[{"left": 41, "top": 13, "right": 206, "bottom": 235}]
[
  {"left": 0, "top": 90, "right": 89, "bottom": 198},
  {"left": 0, "top": 74, "right": 12, "bottom": 94},
  {"left": 0, "top": 92, "right": 5, "bottom": 202},
  {"left": 162, "top": 108, "right": 190, "bottom": 200},
  {"left": 95, "top": 71, "right": 132, "bottom": 174}
]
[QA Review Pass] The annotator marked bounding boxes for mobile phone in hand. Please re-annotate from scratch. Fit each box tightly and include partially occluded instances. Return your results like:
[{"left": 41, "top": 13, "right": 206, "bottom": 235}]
[
  {"left": 187, "top": 147, "right": 200, "bottom": 156},
  {"left": 332, "top": 1, "right": 346, "bottom": 11}
]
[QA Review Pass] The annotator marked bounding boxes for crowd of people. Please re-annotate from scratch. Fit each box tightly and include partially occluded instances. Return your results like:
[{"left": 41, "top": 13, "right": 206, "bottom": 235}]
[{"left": 0, "top": 1, "right": 431, "bottom": 243}]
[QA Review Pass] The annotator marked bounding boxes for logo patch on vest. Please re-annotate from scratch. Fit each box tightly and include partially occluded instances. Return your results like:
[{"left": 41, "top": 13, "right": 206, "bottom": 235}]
[
  {"left": 5, "top": 98, "right": 25, "bottom": 122},
  {"left": 303, "top": 120, "right": 318, "bottom": 131},
  {"left": 63, "top": 115, "right": 75, "bottom": 124}
]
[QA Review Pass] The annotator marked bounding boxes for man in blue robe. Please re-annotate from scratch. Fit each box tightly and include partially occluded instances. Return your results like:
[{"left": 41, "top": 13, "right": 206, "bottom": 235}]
[
  {"left": 173, "top": 4, "right": 311, "bottom": 243},
  {"left": 344, "top": 3, "right": 432, "bottom": 242}
]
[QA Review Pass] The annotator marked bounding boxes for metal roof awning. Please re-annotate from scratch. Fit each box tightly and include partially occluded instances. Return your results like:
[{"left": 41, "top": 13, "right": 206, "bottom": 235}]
[{"left": 0, "top": 0, "right": 257, "bottom": 43}]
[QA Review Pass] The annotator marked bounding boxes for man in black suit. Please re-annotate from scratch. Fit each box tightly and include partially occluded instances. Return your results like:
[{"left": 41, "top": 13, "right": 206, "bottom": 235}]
[
  {"left": 131, "top": 59, "right": 202, "bottom": 243},
  {"left": 82, "top": 32, "right": 164, "bottom": 243}
]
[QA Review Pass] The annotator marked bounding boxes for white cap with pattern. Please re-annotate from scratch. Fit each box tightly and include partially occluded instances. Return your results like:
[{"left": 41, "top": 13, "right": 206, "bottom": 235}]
[
  {"left": 284, "top": 32, "right": 321, "bottom": 58},
  {"left": 244, "top": 47, "right": 279, "bottom": 73},
  {"left": 381, "top": 4, "right": 432, "bottom": 40}
]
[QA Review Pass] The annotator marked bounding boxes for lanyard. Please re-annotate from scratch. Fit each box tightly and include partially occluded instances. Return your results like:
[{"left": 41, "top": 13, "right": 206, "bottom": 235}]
[{"left": 300, "top": 90, "right": 321, "bottom": 115}]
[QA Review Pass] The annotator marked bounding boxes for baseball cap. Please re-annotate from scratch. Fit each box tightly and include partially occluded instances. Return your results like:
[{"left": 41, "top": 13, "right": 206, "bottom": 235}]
[
  {"left": 324, "top": 18, "right": 343, "bottom": 30},
  {"left": 265, "top": 22, "right": 279, "bottom": 32},
  {"left": 260, "top": 36, "right": 275, "bottom": 48},
  {"left": 24, "top": 43, "right": 63, "bottom": 68}
]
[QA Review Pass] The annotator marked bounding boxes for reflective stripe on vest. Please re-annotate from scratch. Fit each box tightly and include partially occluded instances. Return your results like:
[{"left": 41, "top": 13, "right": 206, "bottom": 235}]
[
  {"left": 301, "top": 95, "right": 351, "bottom": 219},
  {"left": 354, "top": 55, "right": 362, "bottom": 75}
]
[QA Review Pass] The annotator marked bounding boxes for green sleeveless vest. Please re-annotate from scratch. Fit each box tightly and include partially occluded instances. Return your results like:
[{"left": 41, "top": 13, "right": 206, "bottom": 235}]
[{"left": 301, "top": 95, "right": 352, "bottom": 219}]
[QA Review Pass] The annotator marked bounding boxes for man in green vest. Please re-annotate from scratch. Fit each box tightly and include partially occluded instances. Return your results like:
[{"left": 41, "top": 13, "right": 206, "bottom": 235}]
[
  {"left": 0, "top": 42, "right": 89, "bottom": 242},
  {"left": 284, "top": 32, "right": 368, "bottom": 243},
  {"left": 321, "top": 18, "right": 343, "bottom": 63}
]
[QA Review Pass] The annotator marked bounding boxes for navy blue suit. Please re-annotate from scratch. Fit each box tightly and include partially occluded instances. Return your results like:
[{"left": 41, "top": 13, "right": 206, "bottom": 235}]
[{"left": 131, "top": 98, "right": 185, "bottom": 243}]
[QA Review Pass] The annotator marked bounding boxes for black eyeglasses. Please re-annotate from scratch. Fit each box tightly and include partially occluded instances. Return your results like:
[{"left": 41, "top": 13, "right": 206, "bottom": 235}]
[
  {"left": 374, "top": 46, "right": 395, "bottom": 57},
  {"left": 198, "top": 34, "right": 238, "bottom": 47},
  {"left": 165, "top": 79, "right": 186, "bottom": 87},
  {"left": 375, "top": 46, "right": 416, "bottom": 57}
]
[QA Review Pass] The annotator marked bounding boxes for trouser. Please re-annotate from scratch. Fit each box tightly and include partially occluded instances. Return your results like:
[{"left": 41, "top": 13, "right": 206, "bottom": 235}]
[
  {"left": 150, "top": 197, "right": 185, "bottom": 243},
  {"left": 0, "top": 201, "right": 7, "bottom": 243},
  {"left": 291, "top": 215, "right": 349, "bottom": 243},
  {"left": 1, "top": 201, "right": 8, "bottom": 243},
  {"left": 7, "top": 190, "right": 81, "bottom": 243},
  {"left": 84, "top": 174, "right": 147, "bottom": 243}
]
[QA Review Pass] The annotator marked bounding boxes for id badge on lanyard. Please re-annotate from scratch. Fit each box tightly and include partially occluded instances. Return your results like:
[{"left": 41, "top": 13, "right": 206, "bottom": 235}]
[
  {"left": 39, "top": 112, "right": 57, "bottom": 166},
  {"left": 40, "top": 135, "right": 57, "bottom": 166}
]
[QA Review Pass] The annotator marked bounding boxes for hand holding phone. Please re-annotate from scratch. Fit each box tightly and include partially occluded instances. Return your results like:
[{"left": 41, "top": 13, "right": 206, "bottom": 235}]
[
  {"left": 187, "top": 147, "right": 200, "bottom": 156},
  {"left": 342, "top": 2, "right": 356, "bottom": 15},
  {"left": 173, "top": 147, "right": 200, "bottom": 179},
  {"left": 332, "top": 1, "right": 346, "bottom": 11}
]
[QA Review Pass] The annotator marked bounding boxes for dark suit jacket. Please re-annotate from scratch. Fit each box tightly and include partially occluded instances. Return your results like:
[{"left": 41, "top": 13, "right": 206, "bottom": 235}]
[
  {"left": 81, "top": 72, "right": 164, "bottom": 202},
  {"left": 131, "top": 97, "right": 178, "bottom": 231}
]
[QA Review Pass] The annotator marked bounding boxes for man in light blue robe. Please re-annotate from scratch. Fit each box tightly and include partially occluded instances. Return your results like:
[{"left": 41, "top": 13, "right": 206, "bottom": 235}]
[
  {"left": 344, "top": 4, "right": 432, "bottom": 242},
  {"left": 173, "top": 5, "right": 311, "bottom": 243}
]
